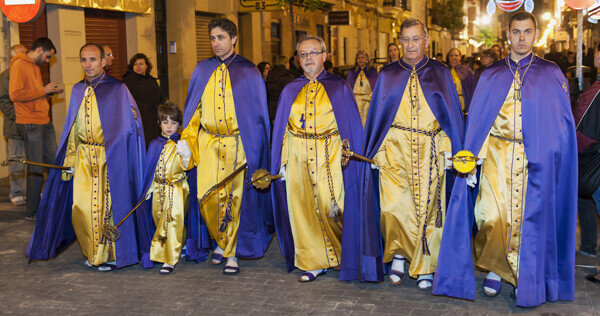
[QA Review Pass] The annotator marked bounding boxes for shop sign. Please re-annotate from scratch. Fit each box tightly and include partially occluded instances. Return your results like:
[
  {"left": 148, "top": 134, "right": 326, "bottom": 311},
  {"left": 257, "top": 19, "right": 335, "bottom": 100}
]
[{"left": 239, "top": 0, "right": 281, "bottom": 12}]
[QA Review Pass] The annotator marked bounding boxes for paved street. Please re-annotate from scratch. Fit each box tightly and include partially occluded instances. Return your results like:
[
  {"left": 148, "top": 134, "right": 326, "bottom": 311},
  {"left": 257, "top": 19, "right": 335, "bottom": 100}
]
[{"left": 0, "top": 179, "right": 598, "bottom": 315}]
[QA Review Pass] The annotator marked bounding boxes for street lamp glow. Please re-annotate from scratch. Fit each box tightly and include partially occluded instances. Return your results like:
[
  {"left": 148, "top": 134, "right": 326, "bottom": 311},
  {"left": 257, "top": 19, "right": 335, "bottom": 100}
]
[
  {"left": 481, "top": 15, "right": 491, "bottom": 25},
  {"left": 542, "top": 12, "right": 551, "bottom": 20}
]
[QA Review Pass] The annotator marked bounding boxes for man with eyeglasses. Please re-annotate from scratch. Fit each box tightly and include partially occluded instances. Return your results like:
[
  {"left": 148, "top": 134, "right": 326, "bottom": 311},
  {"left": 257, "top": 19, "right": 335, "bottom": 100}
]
[
  {"left": 102, "top": 45, "right": 114, "bottom": 76},
  {"left": 9, "top": 37, "right": 63, "bottom": 220},
  {"left": 361, "top": 18, "right": 464, "bottom": 289},
  {"left": 178, "top": 17, "right": 273, "bottom": 276},
  {"left": 434, "top": 12, "right": 576, "bottom": 307},
  {"left": 271, "top": 36, "right": 370, "bottom": 282}
]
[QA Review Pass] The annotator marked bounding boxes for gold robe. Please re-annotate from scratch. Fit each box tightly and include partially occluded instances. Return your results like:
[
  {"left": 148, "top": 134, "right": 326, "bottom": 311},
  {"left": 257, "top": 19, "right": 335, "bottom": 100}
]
[
  {"left": 281, "top": 80, "right": 345, "bottom": 271},
  {"left": 181, "top": 62, "right": 245, "bottom": 258},
  {"left": 450, "top": 68, "right": 466, "bottom": 114},
  {"left": 353, "top": 70, "right": 373, "bottom": 127},
  {"left": 63, "top": 86, "right": 115, "bottom": 266},
  {"left": 149, "top": 139, "right": 189, "bottom": 266},
  {"left": 473, "top": 75, "right": 528, "bottom": 287},
  {"left": 373, "top": 74, "right": 452, "bottom": 277}
]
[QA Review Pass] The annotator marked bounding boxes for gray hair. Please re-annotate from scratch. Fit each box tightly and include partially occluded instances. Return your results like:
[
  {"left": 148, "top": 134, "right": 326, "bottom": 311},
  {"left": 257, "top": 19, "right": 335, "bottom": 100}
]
[
  {"left": 400, "top": 18, "right": 428, "bottom": 37},
  {"left": 296, "top": 36, "right": 327, "bottom": 53}
]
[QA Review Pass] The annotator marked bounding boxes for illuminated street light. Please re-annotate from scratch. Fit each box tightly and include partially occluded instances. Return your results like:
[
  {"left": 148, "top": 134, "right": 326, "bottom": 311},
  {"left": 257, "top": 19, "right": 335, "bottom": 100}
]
[
  {"left": 481, "top": 15, "right": 491, "bottom": 25},
  {"left": 542, "top": 12, "right": 551, "bottom": 20}
]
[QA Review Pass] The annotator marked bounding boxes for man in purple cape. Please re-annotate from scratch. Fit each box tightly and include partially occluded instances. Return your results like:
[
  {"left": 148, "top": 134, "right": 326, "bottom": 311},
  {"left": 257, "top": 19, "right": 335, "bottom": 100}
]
[
  {"left": 433, "top": 12, "right": 577, "bottom": 307},
  {"left": 179, "top": 18, "right": 272, "bottom": 275},
  {"left": 27, "top": 43, "right": 151, "bottom": 270},
  {"left": 361, "top": 18, "right": 464, "bottom": 288},
  {"left": 270, "top": 36, "right": 367, "bottom": 282},
  {"left": 446, "top": 48, "right": 475, "bottom": 117},
  {"left": 346, "top": 50, "right": 378, "bottom": 126}
]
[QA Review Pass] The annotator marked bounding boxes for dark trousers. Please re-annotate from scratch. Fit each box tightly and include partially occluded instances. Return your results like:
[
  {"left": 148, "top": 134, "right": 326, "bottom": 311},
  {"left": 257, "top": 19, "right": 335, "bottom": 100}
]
[
  {"left": 17, "top": 122, "right": 57, "bottom": 218},
  {"left": 578, "top": 195, "right": 599, "bottom": 255}
]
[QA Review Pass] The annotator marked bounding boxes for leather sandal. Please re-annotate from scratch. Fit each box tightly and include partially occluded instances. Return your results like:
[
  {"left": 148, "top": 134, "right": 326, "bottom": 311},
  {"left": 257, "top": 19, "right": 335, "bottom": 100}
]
[
  {"left": 160, "top": 266, "right": 174, "bottom": 274},
  {"left": 482, "top": 278, "right": 502, "bottom": 297},
  {"left": 223, "top": 265, "right": 240, "bottom": 275},
  {"left": 389, "top": 269, "right": 406, "bottom": 285},
  {"left": 298, "top": 269, "right": 326, "bottom": 283},
  {"left": 210, "top": 252, "right": 225, "bottom": 265},
  {"left": 98, "top": 263, "right": 117, "bottom": 272}
]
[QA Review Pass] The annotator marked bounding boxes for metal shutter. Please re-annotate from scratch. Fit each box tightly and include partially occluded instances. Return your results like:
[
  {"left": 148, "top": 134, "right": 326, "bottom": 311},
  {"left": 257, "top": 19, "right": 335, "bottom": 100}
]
[
  {"left": 195, "top": 13, "right": 215, "bottom": 62},
  {"left": 84, "top": 8, "right": 128, "bottom": 80}
]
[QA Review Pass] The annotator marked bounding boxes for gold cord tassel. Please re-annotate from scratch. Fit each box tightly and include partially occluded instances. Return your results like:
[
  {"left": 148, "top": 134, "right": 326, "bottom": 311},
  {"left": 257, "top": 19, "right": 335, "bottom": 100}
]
[
  {"left": 435, "top": 209, "right": 443, "bottom": 228},
  {"left": 329, "top": 198, "right": 343, "bottom": 222}
]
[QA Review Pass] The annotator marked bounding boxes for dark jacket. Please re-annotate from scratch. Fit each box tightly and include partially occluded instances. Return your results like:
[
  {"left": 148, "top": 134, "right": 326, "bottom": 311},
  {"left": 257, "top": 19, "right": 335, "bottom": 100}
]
[
  {"left": 123, "top": 70, "right": 163, "bottom": 147},
  {"left": 0, "top": 69, "right": 22, "bottom": 139},
  {"left": 266, "top": 65, "right": 295, "bottom": 123}
]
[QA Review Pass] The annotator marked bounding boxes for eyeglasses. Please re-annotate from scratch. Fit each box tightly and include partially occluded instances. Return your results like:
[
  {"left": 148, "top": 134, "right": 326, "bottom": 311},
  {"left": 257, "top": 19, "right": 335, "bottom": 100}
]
[
  {"left": 107, "top": 53, "right": 113, "bottom": 57},
  {"left": 45, "top": 53, "right": 52, "bottom": 59},
  {"left": 400, "top": 36, "right": 426, "bottom": 45},
  {"left": 299, "top": 51, "right": 324, "bottom": 59}
]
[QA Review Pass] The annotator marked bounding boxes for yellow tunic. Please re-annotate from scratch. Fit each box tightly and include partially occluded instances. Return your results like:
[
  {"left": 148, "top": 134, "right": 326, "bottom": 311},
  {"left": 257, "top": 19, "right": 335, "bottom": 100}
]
[
  {"left": 450, "top": 68, "right": 466, "bottom": 114},
  {"left": 149, "top": 139, "right": 189, "bottom": 266},
  {"left": 353, "top": 70, "right": 373, "bottom": 127},
  {"left": 373, "top": 73, "right": 452, "bottom": 277},
  {"left": 63, "top": 86, "right": 115, "bottom": 266},
  {"left": 473, "top": 74, "right": 528, "bottom": 287},
  {"left": 281, "top": 80, "right": 345, "bottom": 271},
  {"left": 181, "top": 62, "right": 245, "bottom": 258}
]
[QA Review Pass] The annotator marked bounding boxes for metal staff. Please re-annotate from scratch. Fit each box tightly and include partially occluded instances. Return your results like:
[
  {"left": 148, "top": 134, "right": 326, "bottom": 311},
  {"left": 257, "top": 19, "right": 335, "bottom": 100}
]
[
  {"left": 198, "top": 162, "right": 248, "bottom": 205},
  {"left": 341, "top": 139, "right": 374, "bottom": 166},
  {"left": 102, "top": 197, "right": 147, "bottom": 242},
  {"left": 1, "top": 156, "right": 70, "bottom": 170},
  {"left": 246, "top": 168, "right": 283, "bottom": 189}
]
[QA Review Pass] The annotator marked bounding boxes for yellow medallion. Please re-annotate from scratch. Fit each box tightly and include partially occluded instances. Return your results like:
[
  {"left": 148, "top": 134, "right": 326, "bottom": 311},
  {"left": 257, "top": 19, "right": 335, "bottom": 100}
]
[{"left": 451, "top": 150, "right": 477, "bottom": 173}]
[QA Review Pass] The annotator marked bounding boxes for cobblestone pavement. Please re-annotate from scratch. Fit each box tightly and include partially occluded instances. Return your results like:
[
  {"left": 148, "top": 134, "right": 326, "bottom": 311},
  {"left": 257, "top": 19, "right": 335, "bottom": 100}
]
[{"left": 0, "top": 180, "right": 598, "bottom": 315}]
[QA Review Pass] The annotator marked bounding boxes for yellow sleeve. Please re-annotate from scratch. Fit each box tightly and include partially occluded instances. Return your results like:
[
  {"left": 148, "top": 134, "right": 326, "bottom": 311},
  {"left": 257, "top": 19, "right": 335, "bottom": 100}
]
[
  {"left": 438, "top": 131, "right": 452, "bottom": 154},
  {"left": 61, "top": 127, "right": 77, "bottom": 181},
  {"left": 181, "top": 102, "right": 202, "bottom": 170}
]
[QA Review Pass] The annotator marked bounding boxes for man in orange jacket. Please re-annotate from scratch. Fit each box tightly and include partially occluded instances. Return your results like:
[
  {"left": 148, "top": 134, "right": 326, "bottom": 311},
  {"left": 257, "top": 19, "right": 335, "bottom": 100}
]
[{"left": 9, "top": 37, "right": 62, "bottom": 219}]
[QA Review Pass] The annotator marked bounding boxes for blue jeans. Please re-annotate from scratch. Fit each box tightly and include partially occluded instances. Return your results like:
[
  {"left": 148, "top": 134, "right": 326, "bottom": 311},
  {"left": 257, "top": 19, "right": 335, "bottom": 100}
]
[
  {"left": 5, "top": 138, "right": 26, "bottom": 199},
  {"left": 16, "top": 122, "right": 57, "bottom": 218}
]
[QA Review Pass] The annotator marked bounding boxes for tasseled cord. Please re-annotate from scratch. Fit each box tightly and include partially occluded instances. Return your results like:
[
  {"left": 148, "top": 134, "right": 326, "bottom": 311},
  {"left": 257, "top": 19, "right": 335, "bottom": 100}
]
[
  {"left": 435, "top": 209, "right": 443, "bottom": 228},
  {"left": 219, "top": 193, "right": 234, "bottom": 232},
  {"left": 329, "top": 198, "right": 343, "bottom": 222},
  {"left": 421, "top": 225, "right": 431, "bottom": 256}
]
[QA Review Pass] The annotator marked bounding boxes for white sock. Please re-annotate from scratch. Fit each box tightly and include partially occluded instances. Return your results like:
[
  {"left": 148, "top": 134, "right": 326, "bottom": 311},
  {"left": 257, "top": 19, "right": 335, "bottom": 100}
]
[
  {"left": 97, "top": 260, "right": 116, "bottom": 271},
  {"left": 300, "top": 269, "right": 324, "bottom": 281},
  {"left": 84, "top": 259, "right": 93, "bottom": 267},
  {"left": 214, "top": 246, "right": 224, "bottom": 255},
  {"left": 225, "top": 257, "right": 238, "bottom": 268},
  {"left": 483, "top": 271, "right": 502, "bottom": 294},
  {"left": 389, "top": 255, "right": 405, "bottom": 283},
  {"left": 417, "top": 273, "right": 433, "bottom": 289},
  {"left": 162, "top": 263, "right": 174, "bottom": 269}
]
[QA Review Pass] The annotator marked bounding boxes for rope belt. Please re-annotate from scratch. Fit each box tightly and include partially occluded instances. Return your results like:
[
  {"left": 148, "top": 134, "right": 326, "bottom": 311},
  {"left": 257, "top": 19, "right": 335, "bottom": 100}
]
[
  {"left": 154, "top": 176, "right": 187, "bottom": 185},
  {"left": 81, "top": 140, "right": 105, "bottom": 147},
  {"left": 289, "top": 129, "right": 343, "bottom": 221},
  {"left": 391, "top": 124, "right": 443, "bottom": 255},
  {"left": 201, "top": 127, "right": 239, "bottom": 138},
  {"left": 200, "top": 127, "right": 241, "bottom": 232},
  {"left": 491, "top": 133, "right": 523, "bottom": 144}
]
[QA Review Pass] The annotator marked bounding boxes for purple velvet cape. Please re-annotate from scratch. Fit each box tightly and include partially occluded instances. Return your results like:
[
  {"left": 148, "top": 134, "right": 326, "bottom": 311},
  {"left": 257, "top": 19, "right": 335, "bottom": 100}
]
[
  {"left": 270, "top": 70, "right": 366, "bottom": 281},
  {"left": 433, "top": 54, "right": 577, "bottom": 307},
  {"left": 361, "top": 57, "right": 465, "bottom": 282},
  {"left": 451, "top": 64, "right": 475, "bottom": 114},
  {"left": 27, "top": 75, "right": 151, "bottom": 268},
  {"left": 346, "top": 67, "right": 378, "bottom": 91},
  {"left": 182, "top": 54, "right": 273, "bottom": 260}
]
